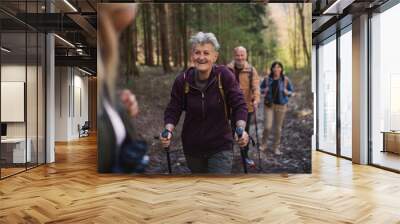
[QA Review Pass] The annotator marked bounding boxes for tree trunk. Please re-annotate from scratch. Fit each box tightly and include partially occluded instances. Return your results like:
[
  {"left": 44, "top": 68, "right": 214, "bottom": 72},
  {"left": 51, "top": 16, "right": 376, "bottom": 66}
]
[
  {"left": 176, "top": 4, "right": 183, "bottom": 67},
  {"left": 142, "top": 7, "right": 149, "bottom": 65},
  {"left": 182, "top": 4, "right": 188, "bottom": 69},
  {"left": 158, "top": 4, "right": 172, "bottom": 73},
  {"left": 170, "top": 5, "right": 179, "bottom": 67},
  {"left": 147, "top": 5, "right": 154, "bottom": 66},
  {"left": 130, "top": 22, "right": 139, "bottom": 77},
  {"left": 292, "top": 6, "right": 298, "bottom": 71},
  {"left": 197, "top": 4, "right": 203, "bottom": 30},
  {"left": 133, "top": 21, "right": 138, "bottom": 64},
  {"left": 217, "top": 4, "right": 223, "bottom": 63},
  {"left": 296, "top": 3, "right": 310, "bottom": 68},
  {"left": 120, "top": 22, "right": 139, "bottom": 81},
  {"left": 120, "top": 26, "right": 128, "bottom": 81},
  {"left": 154, "top": 5, "right": 161, "bottom": 66},
  {"left": 142, "top": 6, "right": 154, "bottom": 66}
]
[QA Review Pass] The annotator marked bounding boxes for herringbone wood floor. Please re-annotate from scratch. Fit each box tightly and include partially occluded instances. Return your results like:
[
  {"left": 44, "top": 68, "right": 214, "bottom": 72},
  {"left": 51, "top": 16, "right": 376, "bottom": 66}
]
[{"left": 1, "top": 135, "right": 400, "bottom": 224}]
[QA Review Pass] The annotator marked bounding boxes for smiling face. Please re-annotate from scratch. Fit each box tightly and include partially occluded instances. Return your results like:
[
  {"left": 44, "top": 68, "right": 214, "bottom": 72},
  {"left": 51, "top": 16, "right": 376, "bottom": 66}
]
[
  {"left": 272, "top": 63, "right": 283, "bottom": 77},
  {"left": 234, "top": 48, "right": 247, "bottom": 69},
  {"left": 191, "top": 43, "right": 218, "bottom": 75}
]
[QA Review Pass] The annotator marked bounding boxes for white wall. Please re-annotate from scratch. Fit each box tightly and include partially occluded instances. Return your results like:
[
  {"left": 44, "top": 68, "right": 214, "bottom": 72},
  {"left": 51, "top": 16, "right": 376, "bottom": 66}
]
[
  {"left": 1, "top": 65, "right": 40, "bottom": 137},
  {"left": 55, "top": 66, "right": 69, "bottom": 141},
  {"left": 72, "top": 73, "right": 89, "bottom": 138},
  {"left": 54, "top": 66, "right": 89, "bottom": 141},
  {"left": 46, "top": 32, "right": 55, "bottom": 163},
  {"left": 352, "top": 14, "right": 369, "bottom": 164},
  {"left": 1, "top": 65, "right": 26, "bottom": 138},
  {"left": 1, "top": 64, "right": 46, "bottom": 164}
]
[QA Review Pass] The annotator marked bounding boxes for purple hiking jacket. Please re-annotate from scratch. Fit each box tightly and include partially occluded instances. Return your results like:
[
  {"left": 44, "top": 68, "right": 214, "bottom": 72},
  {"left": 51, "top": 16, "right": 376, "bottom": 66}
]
[{"left": 164, "top": 65, "right": 248, "bottom": 157}]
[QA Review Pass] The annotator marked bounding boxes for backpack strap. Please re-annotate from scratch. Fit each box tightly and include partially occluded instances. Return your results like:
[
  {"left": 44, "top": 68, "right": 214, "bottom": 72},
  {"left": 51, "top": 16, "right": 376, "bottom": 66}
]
[
  {"left": 283, "top": 75, "right": 288, "bottom": 89},
  {"left": 264, "top": 76, "right": 270, "bottom": 96},
  {"left": 283, "top": 75, "right": 291, "bottom": 97},
  {"left": 183, "top": 72, "right": 190, "bottom": 111},
  {"left": 249, "top": 66, "right": 254, "bottom": 97},
  {"left": 183, "top": 71, "right": 229, "bottom": 122},
  {"left": 217, "top": 73, "right": 228, "bottom": 122}
]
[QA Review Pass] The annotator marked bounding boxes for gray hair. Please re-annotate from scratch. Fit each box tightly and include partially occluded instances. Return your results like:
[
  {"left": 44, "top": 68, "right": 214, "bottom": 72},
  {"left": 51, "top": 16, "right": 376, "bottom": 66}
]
[
  {"left": 190, "top": 32, "right": 220, "bottom": 51},
  {"left": 234, "top": 46, "right": 247, "bottom": 54}
]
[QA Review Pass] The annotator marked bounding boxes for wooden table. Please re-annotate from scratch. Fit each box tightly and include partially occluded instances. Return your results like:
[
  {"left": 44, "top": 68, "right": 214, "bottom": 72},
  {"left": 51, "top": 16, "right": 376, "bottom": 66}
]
[{"left": 381, "top": 131, "right": 400, "bottom": 154}]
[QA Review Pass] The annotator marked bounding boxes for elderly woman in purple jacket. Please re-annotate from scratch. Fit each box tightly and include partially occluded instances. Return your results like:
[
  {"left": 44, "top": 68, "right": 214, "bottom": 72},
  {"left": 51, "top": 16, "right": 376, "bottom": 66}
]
[{"left": 160, "top": 32, "right": 249, "bottom": 174}]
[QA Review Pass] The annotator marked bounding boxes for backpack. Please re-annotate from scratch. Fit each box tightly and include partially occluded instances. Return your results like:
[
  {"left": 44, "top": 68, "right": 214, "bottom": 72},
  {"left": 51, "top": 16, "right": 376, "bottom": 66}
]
[
  {"left": 182, "top": 70, "right": 229, "bottom": 122},
  {"left": 248, "top": 66, "right": 255, "bottom": 97}
]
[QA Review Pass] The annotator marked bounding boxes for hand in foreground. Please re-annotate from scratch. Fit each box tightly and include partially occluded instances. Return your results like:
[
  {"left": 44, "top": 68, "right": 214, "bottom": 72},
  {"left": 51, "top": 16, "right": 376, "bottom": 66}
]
[
  {"left": 235, "top": 128, "right": 249, "bottom": 148},
  {"left": 120, "top": 89, "right": 139, "bottom": 118},
  {"left": 160, "top": 129, "right": 172, "bottom": 148}
]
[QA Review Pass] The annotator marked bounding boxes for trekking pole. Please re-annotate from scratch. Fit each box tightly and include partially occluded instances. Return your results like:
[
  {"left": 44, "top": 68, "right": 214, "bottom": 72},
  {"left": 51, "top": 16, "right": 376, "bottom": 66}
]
[
  {"left": 253, "top": 106, "right": 262, "bottom": 172},
  {"left": 161, "top": 129, "right": 172, "bottom": 174},
  {"left": 235, "top": 127, "right": 248, "bottom": 174}
]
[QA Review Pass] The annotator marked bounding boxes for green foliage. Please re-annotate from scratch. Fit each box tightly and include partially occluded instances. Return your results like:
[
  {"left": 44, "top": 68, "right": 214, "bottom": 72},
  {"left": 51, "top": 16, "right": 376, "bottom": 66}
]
[
  {"left": 125, "top": 4, "right": 295, "bottom": 76},
  {"left": 185, "top": 4, "right": 277, "bottom": 73}
]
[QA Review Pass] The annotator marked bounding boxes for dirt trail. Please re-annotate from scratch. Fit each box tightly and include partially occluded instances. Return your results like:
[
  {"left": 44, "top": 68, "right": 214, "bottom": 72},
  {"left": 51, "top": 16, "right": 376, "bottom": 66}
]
[{"left": 127, "top": 67, "right": 312, "bottom": 174}]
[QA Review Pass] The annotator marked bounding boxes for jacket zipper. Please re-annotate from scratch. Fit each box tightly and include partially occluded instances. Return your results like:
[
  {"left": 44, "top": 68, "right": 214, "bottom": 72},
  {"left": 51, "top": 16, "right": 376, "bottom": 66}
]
[
  {"left": 188, "top": 77, "right": 217, "bottom": 120},
  {"left": 201, "top": 92, "right": 205, "bottom": 119}
]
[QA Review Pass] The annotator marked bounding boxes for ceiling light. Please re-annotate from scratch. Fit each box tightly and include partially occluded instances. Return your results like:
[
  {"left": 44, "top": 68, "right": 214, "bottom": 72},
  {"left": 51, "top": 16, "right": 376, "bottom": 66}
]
[
  {"left": 63, "top": 0, "right": 78, "bottom": 12},
  {"left": 322, "top": 0, "right": 355, "bottom": 15},
  {"left": 78, "top": 67, "right": 93, "bottom": 76},
  {"left": 1, "top": 47, "right": 11, "bottom": 53},
  {"left": 323, "top": 1, "right": 341, "bottom": 14},
  {"left": 54, "top": 34, "right": 75, "bottom": 48}
]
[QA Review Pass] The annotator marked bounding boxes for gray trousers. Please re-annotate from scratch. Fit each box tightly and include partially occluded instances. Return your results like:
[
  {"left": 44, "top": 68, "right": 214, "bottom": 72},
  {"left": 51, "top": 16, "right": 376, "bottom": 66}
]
[{"left": 184, "top": 150, "right": 233, "bottom": 174}]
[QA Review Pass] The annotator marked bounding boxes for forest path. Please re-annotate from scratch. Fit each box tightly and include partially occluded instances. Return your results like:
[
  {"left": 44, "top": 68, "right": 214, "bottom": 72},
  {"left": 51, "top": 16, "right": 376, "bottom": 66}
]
[{"left": 126, "top": 67, "right": 312, "bottom": 174}]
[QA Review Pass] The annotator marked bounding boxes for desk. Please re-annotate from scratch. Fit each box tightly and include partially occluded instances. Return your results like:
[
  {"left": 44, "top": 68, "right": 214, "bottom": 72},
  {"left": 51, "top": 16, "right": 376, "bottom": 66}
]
[
  {"left": 1, "top": 138, "right": 31, "bottom": 163},
  {"left": 382, "top": 131, "right": 400, "bottom": 154}
]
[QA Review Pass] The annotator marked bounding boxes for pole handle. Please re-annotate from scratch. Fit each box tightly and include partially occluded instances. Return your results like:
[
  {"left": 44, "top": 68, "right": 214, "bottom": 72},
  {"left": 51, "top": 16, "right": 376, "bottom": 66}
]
[{"left": 235, "top": 127, "right": 244, "bottom": 138}]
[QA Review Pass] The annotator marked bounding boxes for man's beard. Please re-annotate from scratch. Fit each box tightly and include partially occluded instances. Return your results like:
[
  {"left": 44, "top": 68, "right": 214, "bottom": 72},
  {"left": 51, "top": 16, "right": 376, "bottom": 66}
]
[{"left": 234, "top": 61, "right": 244, "bottom": 69}]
